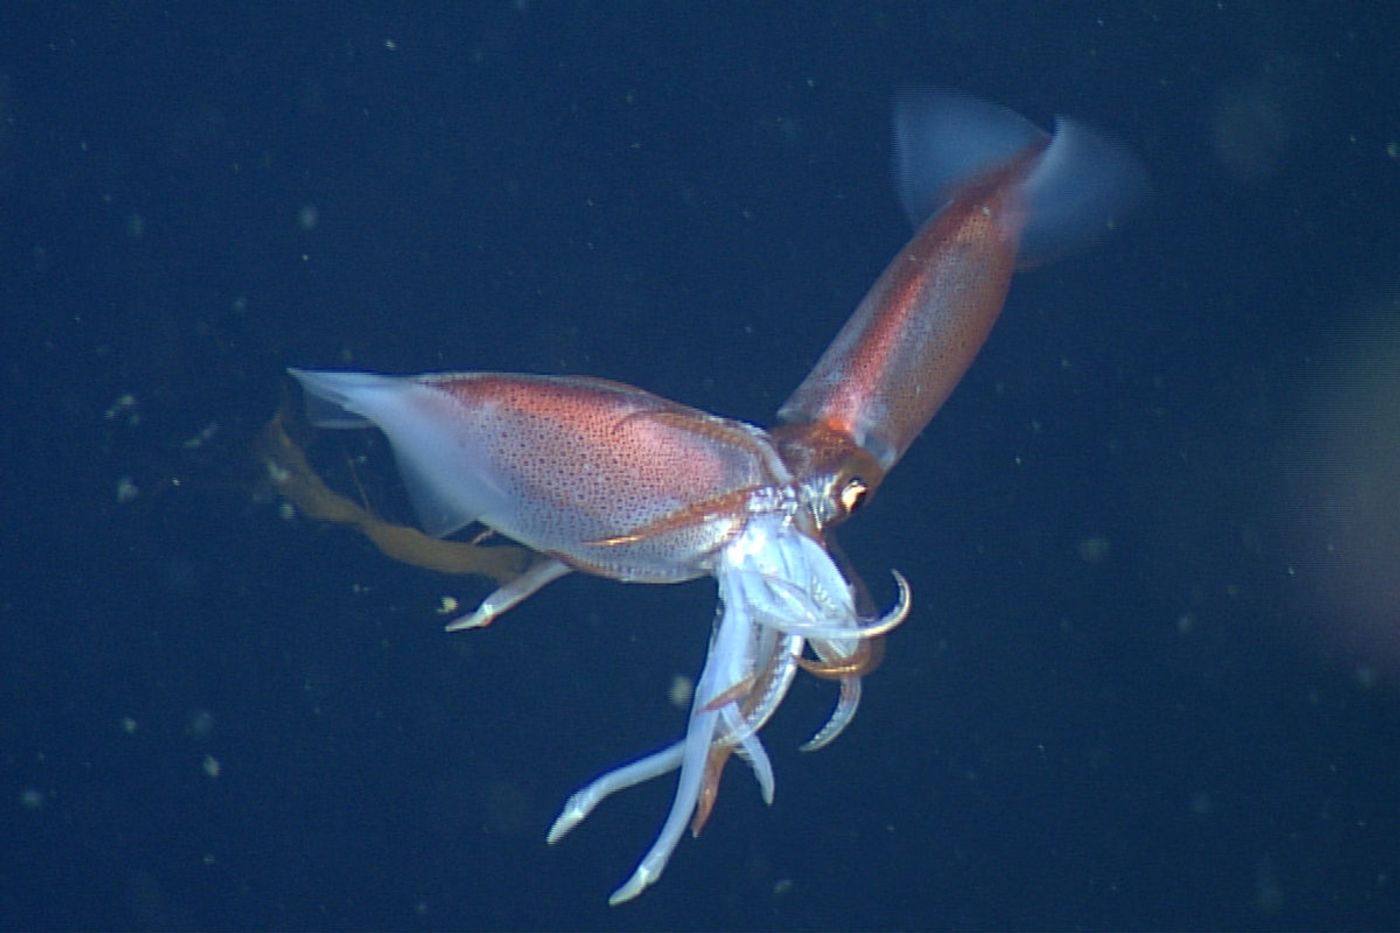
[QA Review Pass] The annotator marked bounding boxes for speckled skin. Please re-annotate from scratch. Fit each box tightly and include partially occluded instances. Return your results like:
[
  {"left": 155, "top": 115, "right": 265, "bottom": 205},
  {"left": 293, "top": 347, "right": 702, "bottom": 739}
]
[
  {"left": 777, "top": 147, "right": 1040, "bottom": 472},
  {"left": 291, "top": 369, "right": 789, "bottom": 583}
]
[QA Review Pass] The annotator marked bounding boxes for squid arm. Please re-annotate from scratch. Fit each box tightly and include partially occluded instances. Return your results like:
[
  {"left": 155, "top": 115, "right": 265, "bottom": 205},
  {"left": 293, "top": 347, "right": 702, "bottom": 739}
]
[{"left": 254, "top": 406, "right": 537, "bottom": 586}]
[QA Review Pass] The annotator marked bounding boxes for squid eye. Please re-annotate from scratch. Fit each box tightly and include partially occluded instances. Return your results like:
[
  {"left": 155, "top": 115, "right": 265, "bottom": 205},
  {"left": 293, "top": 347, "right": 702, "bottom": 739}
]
[{"left": 839, "top": 477, "right": 869, "bottom": 515}]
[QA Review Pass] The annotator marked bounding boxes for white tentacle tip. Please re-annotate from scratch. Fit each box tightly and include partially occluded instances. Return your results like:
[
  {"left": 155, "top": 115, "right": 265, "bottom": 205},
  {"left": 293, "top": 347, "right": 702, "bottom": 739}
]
[
  {"left": 608, "top": 866, "right": 656, "bottom": 906},
  {"left": 546, "top": 799, "right": 587, "bottom": 845},
  {"left": 444, "top": 605, "right": 493, "bottom": 632},
  {"left": 872, "top": 569, "right": 912, "bottom": 636}
]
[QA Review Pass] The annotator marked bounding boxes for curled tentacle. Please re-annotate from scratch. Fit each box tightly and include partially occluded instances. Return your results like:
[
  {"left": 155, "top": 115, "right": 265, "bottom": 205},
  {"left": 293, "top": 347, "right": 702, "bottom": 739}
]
[
  {"left": 749, "top": 568, "right": 912, "bottom": 642},
  {"left": 798, "top": 634, "right": 885, "bottom": 679},
  {"left": 801, "top": 674, "right": 862, "bottom": 752}
]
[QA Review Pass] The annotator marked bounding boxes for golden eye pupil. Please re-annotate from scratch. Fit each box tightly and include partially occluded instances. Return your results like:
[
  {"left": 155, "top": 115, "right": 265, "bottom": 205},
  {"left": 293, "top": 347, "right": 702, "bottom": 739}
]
[{"left": 840, "top": 478, "right": 868, "bottom": 514}]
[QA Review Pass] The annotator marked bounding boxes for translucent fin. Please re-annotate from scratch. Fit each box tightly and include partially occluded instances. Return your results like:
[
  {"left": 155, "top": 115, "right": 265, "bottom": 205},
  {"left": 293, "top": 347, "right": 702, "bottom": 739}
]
[
  {"left": 1014, "top": 114, "right": 1150, "bottom": 265},
  {"left": 389, "top": 441, "right": 495, "bottom": 540},
  {"left": 287, "top": 366, "right": 376, "bottom": 428},
  {"left": 894, "top": 88, "right": 1148, "bottom": 266},
  {"left": 894, "top": 88, "right": 1046, "bottom": 228},
  {"left": 287, "top": 368, "right": 503, "bottom": 539}
]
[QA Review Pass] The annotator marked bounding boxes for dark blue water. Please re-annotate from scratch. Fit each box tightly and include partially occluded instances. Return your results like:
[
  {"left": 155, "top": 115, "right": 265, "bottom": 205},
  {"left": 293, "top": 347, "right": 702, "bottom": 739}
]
[{"left": 4, "top": 3, "right": 1398, "bottom": 929}]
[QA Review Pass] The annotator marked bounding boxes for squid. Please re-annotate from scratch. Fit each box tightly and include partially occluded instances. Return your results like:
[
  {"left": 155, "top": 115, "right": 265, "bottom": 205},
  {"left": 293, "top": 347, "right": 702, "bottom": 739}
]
[{"left": 288, "top": 89, "right": 1144, "bottom": 903}]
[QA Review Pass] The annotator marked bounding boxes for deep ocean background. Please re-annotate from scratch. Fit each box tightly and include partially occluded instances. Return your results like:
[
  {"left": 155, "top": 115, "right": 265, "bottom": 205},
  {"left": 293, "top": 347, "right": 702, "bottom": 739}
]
[{"left": 4, "top": 3, "right": 1399, "bottom": 930}]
